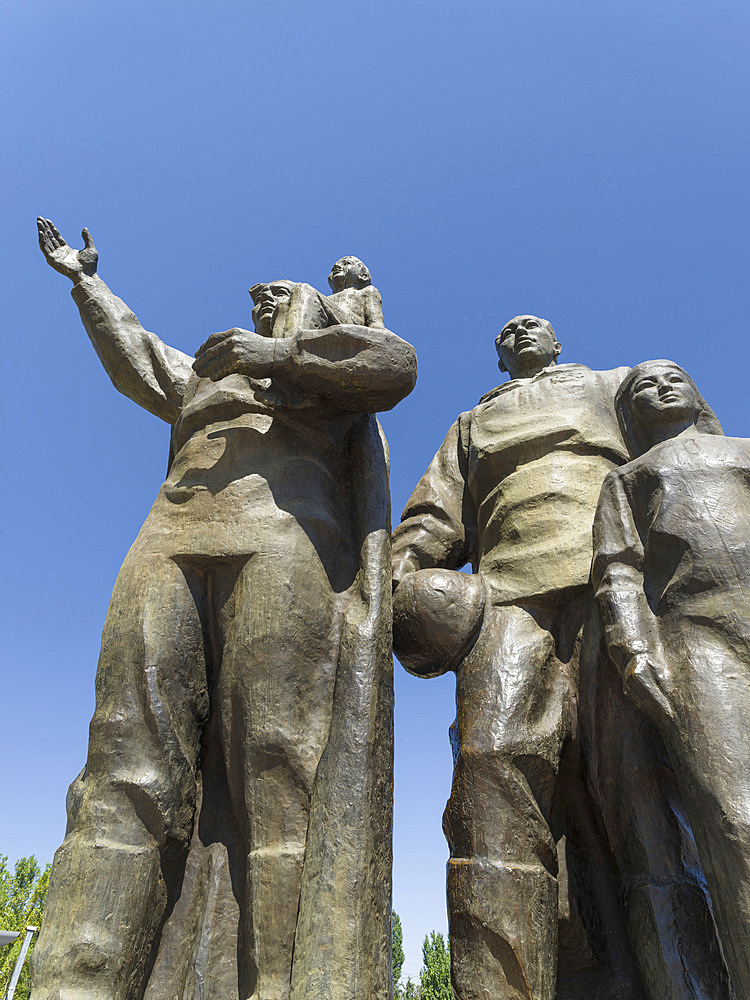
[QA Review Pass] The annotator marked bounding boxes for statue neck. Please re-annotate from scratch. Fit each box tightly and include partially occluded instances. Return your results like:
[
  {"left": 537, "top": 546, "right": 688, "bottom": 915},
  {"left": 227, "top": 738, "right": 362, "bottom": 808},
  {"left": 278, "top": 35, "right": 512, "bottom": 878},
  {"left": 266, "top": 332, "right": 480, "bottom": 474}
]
[
  {"left": 644, "top": 420, "right": 702, "bottom": 450},
  {"left": 506, "top": 360, "right": 557, "bottom": 381}
]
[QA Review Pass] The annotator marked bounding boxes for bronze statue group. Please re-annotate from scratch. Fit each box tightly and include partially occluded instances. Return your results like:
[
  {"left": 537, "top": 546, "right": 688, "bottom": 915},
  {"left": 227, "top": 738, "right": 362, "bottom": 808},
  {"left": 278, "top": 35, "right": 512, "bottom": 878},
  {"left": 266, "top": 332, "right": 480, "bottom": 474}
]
[{"left": 33, "top": 218, "right": 750, "bottom": 1000}]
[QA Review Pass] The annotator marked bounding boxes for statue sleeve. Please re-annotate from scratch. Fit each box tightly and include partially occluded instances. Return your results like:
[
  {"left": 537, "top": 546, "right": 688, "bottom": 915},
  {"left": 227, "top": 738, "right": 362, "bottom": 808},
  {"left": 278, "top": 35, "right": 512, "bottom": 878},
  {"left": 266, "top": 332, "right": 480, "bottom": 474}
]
[
  {"left": 392, "top": 415, "right": 477, "bottom": 586},
  {"left": 283, "top": 324, "right": 417, "bottom": 413},
  {"left": 71, "top": 275, "right": 193, "bottom": 424},
  {"left": 592, "top": 469, "right": 663, "bottom": 675}
]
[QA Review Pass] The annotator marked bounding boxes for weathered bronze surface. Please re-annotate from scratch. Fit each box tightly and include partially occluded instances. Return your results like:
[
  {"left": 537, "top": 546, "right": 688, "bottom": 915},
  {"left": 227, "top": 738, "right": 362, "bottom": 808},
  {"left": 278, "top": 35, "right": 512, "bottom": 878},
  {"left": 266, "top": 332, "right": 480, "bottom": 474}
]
[
  {"left": 594, "top": 360, "right": 750, "bottom": 998},
  {"left": 31, "top": 219, "right": 745, "bottom": 1000},
  {"left": 392, "top": 321, "right": 730, "bottom": 999},
  {"left": 33, "top": 220, "right": 417, "bottom": 1000}
]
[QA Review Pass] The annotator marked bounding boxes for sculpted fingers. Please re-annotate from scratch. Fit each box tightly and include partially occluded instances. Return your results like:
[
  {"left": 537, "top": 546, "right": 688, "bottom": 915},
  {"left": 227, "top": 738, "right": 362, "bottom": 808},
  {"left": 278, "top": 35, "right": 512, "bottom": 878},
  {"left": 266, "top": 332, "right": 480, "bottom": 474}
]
[
  {"left": 37, "top": 218, "right": 71, "bottom": 269},
  {"left": 37, "top": 218, "right": 97, "bottom": 279},
  {"left": 37, "top": 217, "right": 49, "bottom": 253},
  {"left": 194, "top": 355, "right": 236, "bottom": 380},
  {"left": 46, "top": 219, "right": 66, "bottom": 248},
  {"left": 193, "top": 330, "right": 274, "bottom": 381},
  {"left": 37, "top": 217, "right": 52, "bottom": 243},
  {"left": 37, "top": 217, "right": 57, "bottom": 255},
  {"left": 79, "top": 228, "right": 99, "bottom": 273},
  {"left": 193, "top": 338, "right": 235, "bottom": 379},
  {"left": 195, "top": 329, "right": 235, "bottom": 357},
  {"left": 201, "top": 361, "right": 235, "bottom": 381}
]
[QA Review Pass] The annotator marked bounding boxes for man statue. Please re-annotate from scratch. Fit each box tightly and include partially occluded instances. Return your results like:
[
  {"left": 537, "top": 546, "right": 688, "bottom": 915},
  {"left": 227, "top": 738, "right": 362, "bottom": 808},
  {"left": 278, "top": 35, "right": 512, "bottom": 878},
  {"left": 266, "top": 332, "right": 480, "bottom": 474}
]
[
  {"left": 34, "top": 218, "right": 417, "bottom": 1000},
  {"left": 593, "top": 361, "right": 750, "bottom": 998},
  {"left": 391, "top": 319, "right": 729, "bottom": 1000}
]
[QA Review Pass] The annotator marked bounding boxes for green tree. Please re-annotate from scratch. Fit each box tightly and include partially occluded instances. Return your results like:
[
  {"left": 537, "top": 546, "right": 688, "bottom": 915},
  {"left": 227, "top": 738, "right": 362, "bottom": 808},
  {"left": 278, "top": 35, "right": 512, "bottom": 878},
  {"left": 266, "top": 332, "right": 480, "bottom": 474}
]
[
  {"left": 401, "top": 977, "right": 419, "bottom": 999},
  {"left": 418, "top": 931, "right": 451, "bottom": 1000},
  {"left": 392, "top": 910, "right": 405, "bottom": 992},
  {"left": 0, "top": 856, "right": 51, "bottom": 1000}
]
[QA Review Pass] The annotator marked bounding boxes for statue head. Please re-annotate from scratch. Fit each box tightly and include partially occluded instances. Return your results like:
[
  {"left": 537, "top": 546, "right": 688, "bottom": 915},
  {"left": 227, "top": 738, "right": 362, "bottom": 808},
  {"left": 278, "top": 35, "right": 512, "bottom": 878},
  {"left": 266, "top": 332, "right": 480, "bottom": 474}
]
[
  {"left": 248, "top": 280, "right": 295, "bottom": 337},
  {"left": 495, "top": 315, "right": 561, "bottom": 379},
  {"left": 328, "top": 256, "right": 372, "bottom": 293},
  {"left": 615, "top": 360, "right": 723, "bottom": 457}
]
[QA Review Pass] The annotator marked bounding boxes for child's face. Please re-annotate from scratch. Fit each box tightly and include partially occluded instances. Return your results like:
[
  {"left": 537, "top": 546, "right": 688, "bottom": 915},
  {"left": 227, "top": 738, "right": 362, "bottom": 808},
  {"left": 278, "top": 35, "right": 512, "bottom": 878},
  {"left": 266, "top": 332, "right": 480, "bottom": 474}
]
[{"left": 328, "top": 257, "right": 371, "bottom": 292}]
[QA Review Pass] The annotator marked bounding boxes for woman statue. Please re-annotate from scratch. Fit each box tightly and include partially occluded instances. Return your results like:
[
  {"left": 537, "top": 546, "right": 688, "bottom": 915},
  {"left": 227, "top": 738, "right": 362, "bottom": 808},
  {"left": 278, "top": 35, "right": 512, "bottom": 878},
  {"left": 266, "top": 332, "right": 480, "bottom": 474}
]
[{"left": 593, "top": 360, "right": 750, "bottom": 996}]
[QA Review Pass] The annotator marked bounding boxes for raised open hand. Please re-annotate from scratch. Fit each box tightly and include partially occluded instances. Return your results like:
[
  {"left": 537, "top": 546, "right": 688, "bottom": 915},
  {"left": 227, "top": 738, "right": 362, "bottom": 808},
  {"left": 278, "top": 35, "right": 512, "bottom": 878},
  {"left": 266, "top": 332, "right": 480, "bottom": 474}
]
[{"left": 37, "top": 218, "right": 98, "bottom": 281}]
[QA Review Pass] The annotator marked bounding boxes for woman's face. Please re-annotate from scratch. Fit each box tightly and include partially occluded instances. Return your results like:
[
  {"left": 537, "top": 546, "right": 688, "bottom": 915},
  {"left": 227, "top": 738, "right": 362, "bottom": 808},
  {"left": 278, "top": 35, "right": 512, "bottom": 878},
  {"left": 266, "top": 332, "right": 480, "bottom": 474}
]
[{"left": 627, "top": 364, "right": 699, "bottom": 429}]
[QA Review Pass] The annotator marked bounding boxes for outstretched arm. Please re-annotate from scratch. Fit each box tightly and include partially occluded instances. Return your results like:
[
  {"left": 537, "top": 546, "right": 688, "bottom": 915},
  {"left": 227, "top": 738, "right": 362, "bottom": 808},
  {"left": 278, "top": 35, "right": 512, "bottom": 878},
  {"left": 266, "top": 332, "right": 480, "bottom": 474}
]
[{"left": 38, "top": 219, "right": 193, "bottom": 423}]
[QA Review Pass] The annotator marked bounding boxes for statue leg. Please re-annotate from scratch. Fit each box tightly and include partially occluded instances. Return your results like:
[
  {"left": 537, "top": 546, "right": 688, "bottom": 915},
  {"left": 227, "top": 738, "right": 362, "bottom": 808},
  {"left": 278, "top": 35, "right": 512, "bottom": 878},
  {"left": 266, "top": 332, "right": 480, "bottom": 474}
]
[
  {"left": 443, "top": 601, "right": 578, "bottom": 1000},
  {"left": 659, "top": 624, "right": 750, "bottom": 998},
  {"left": 30, "top": 547, "right": 209, "bottom": 1000},
  {"left": 581, "top": 623, "right": 732, "bottom": 1000},
  {"left": 214, "top": 550, "right": 338, "bottom": 1000}
]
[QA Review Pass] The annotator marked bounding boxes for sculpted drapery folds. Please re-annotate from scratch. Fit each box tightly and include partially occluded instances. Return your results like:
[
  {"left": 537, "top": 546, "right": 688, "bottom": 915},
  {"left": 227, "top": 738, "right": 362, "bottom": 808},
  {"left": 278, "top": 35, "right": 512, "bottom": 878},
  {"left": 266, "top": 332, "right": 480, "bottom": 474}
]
[
  {"left": 392, "top": 319, "right": 730, "bottom": 1000},
  {"left": 593, "top": 361, "right": 750, "bottom": 998},
  {"left": 33, "top": 212, "right": 744, "bottom": 1000},
  {"left": 33, "top": 220, "right": 416, "bottom": 1000}
]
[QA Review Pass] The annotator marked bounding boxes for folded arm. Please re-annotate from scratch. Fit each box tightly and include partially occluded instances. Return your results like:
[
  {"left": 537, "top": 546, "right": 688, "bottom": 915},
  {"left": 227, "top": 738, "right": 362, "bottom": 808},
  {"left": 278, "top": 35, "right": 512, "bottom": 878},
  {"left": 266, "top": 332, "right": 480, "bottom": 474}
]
[
  {"left": 194, "top": 323, "right": 417, "bottom": 414},
  {"left": 282, "top": 324, "right": 416, "bottom": 412}
]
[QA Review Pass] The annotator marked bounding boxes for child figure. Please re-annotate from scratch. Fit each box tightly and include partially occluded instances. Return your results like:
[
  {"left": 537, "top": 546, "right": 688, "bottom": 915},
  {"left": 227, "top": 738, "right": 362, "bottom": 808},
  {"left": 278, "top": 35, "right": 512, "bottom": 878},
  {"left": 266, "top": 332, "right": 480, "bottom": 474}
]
[{"left": 326, "top": 256, "right": 384, "bottom": 327}]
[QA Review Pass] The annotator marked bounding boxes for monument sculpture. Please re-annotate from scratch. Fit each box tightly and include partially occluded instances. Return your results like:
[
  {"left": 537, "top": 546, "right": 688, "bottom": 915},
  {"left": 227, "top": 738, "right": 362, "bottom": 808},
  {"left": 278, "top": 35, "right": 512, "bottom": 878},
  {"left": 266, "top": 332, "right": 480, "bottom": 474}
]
[
  {"left": 593, "top": 360, "right": 750, "bottom": 998},
  {"left": 34, "top": 218, "right": 417, "bottom": 1000},
  {"left": 391, "top": 319, "right": 729, "bottom": 999},
  {"left": 32, "top": 217, "right": 745, "bottom": 1000}
]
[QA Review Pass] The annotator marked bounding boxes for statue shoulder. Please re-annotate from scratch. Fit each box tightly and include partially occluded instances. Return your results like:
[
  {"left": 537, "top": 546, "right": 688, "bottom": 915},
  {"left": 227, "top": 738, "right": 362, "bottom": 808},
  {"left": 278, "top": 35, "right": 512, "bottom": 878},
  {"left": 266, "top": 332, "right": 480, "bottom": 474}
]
[
  {"left": 279, "top": 282, "right": 331, "bottom": 335},
  {"left": 477, "top": 384, "right": 505, "bottom": 405},
  {"left": 596, "top": 365, "right": 631, "bottom": 391},
  {"left": 556, "top": 362, "right": 629, "bottom": 380}
]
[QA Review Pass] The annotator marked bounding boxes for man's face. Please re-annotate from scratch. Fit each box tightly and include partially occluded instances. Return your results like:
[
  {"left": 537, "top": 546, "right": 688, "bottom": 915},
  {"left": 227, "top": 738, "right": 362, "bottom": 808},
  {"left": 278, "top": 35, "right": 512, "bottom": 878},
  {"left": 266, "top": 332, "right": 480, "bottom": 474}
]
[
  {"left": 496, "top": 316, "right": 560, "bottom": 377},
  {"left": 252, "top": 282, "right": 293, "bottom": 336},
  {"left": 627, "top": 364, "right": 698, "bottom": 428},
  {"left": 328, "top": 257, "right": 370, "bottom": 293}
]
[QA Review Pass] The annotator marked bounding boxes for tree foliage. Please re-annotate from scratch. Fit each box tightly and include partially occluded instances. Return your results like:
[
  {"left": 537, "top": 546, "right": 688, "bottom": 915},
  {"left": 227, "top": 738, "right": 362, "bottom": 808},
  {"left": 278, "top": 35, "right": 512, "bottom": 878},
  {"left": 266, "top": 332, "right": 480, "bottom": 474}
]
[
  {"left": 418, "top": 931, "right": 452, "bottom": 1000},
  {"left": 392, "top": 915, "right": 452, "bottom": 1000},
  {"left": 392, "top": 910, "right": 405, "bottom": 989},
  {"left": 401, "top": 978, "right": 420, "bottom": 999},
  {"left": 0, "top": 856, "right": 51, "bottom": 1000}
]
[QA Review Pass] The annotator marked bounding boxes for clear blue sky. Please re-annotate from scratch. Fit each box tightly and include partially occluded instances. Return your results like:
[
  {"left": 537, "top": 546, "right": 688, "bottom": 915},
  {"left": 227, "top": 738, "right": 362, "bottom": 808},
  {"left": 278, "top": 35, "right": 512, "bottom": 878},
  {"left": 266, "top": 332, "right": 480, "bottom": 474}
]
[{"left": 2, "top": 0, "right": 749, "bottom": 980}]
